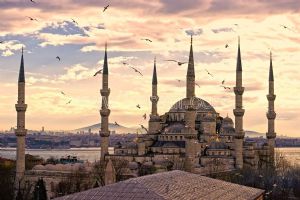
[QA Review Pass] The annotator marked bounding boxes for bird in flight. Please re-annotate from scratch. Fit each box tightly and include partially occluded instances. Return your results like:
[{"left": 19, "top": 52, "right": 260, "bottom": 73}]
[
  {"left": 221, "top": 80, "right": 225, "bottom": 85},
  {"left": 280, "top": 24, "right": 296, "bottom": 32},
  {"left": 27, "top": 16, "right": 38, "bottom": 21},
  {"left": 94, "top": 69, "right": 103, "bottom": 77},
  {"left": 56, "top": 56, "right": 61, "bottom": 61},
  {"left": 140, "top": 124, "right": 148, "bottom": 132},
  {"left": 60, "top": 91, "right": 66, "bottom": 96},
  {"left": 165, "top": 59, "right": 187, "bottom": 66},
  {"left": 220, "top": 85, "right": 231, "bottom": 90},
  {"left": 129, "top": 66, "right": 143, "bottom": 76},
  {"left": 114, "top": 121, "right": 120, "bottom": 126},
  {"left": 141, "top": 38, "right": 152, "bottom": 43},
  {"left": 177, "top": 79, "right": 181, "bottom": 82},
  {"left": 205, "top": 69, "right": 213, "bottom": 77},
  {"left": 30, "top": 0, "right": 36, "bottom": 3},
  {"left": 71, "top": 19, "right": 78, "bottom": 25},
  {"left": 225, "top": 44, "right": 229, "bottom": 48},
  {"left": 143, "top": 113, "right": 147, "bottom": 120},
  {"left": 195, "top": 83, "right": 200, "bottom": 88},
  {"left": 103, "top": 5, "right": 109, "bottom": 12},
  {"left": 136, "top": 104, "right": 141, "bottom": 109},
  {"left": 66, "top": 100, "right": 72, "bottom": 104}
]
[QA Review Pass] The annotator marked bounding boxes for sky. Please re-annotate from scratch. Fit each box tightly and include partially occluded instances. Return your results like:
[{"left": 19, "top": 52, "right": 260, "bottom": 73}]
[{"left": 0, "top": 0, "right": 299, "bottom": 137}]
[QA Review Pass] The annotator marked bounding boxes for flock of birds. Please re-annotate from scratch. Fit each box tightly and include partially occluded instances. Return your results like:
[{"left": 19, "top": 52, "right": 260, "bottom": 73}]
[{"left": 0, "top": 0, "right": 297, "bottom": 132}]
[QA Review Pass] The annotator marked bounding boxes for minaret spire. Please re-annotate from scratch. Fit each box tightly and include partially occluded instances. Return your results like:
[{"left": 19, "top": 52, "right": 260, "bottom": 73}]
[
  {"left": 266, "top": 51, "right": 276, "bottom": 165},
  {"left": 148, "top": 57, "right": 160, "bottom": 134},
  {"left": 186, "top": 35, "right": 195, "bottom": 98},
  {"left": 100, "top": 43, "right": 110, "bottom": 160},
  {"left": 233, "top": 37, "right": 245, "bottom": 169},
  {"left": 15, "top": 48, "right": 28, "bottom": 196}
]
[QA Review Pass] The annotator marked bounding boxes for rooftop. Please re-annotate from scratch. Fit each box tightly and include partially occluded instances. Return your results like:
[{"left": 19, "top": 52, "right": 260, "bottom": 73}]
[{"left": 54, "top": 170, "right": 264, "bottom": 200}]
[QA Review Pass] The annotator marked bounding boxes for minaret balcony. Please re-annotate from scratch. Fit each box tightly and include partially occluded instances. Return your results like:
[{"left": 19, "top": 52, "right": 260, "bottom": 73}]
[
  {"left": 266, "top": 111, "right": 276, "bottom": 119},
  {"left": 149, "top": 114, "right": 160, "bottom": 121},
  {"left": 234, "top": 130, "right": 245, "bottom": 139},
  {"left": 267, "top": 94, "right": 276, "bottom": 101},
  {"left": 150, "top": 95, "right": 159, "bottom": 103},
  {"left": 100, "top": 88, "right": 110, "bottom": 96},
  {"left": 234, "top": 87, "right": 244, "bottom": 95},
  {"left": 15, "top": 104, "right": 27, "bottom": 112},
  {"left": 15, "top": 129, "right": 27, "bottom": 136},
  {"left": 100, "top": 109, "right": 110, "bottom": 117},
  {"left": 266, "top": 132, "right": 276, "bottom": 139},
  {"left": 233, "top": 108, "right": 245, "bottom": 117},
  {"left": 100, "top": 130, "right": 110, "bottom": 137}
]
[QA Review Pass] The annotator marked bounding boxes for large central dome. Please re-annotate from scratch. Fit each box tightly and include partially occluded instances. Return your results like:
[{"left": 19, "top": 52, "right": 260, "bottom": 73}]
[{"left": 169, "top": 97, "right": 216, "bottom": 113}]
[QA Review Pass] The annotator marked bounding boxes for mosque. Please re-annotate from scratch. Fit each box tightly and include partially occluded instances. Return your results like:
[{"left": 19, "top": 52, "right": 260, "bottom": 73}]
[
  {"left": 13, "top": 36, "right": 276, "bottom": 197},
  {"left": 100, "top": 36, "right": 277, "bottom": 174}
]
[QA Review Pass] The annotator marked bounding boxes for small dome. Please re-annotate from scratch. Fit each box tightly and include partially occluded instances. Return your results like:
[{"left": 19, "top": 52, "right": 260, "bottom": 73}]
[
  {"left": 164, "top": 123, "right": 185, "bottom": 133},
  {"left": 33, "top": 165, "right": 45, "bottom": 170},
  {"left": 223, "top": 116, "right": 233, "bottom": 124}
]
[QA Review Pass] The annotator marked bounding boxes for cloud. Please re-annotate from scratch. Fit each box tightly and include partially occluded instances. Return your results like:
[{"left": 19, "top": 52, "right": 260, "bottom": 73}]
[
  {"left": 185, "top": 28, "right": 203, "bottom": 36},
  {"left": 211, "top": 27, "right": 234, "bottom": 34},
  {"left": 40, "top": 21, "right": 88, "bottom": 36},
  {"left": 0, "top": 40, "right": 23, "bottom": 56}
]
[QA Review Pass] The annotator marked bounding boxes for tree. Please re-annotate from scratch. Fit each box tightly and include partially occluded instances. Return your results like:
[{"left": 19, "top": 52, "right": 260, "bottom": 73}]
[{"left": 33, "top": 178, "right": 47, "bottom": 200}]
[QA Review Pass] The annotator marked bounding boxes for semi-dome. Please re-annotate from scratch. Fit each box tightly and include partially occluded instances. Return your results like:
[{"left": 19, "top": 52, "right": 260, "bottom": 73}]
[
  {"left": 163, "top": 123, "right": 185, "bottom": 133},
  {"left": 169, "top": 97, "right": 216, "bottom": 113}
]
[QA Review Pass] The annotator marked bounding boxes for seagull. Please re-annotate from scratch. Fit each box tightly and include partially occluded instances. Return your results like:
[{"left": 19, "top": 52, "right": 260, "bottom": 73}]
[
  {"left": 56, "top": 56, "right": 61, "bottom": 61},
  {"left": 66, "top": 100, "right": 72, "bottom": 104},
  {"left": 280, "top": 24, "right": 296, "bottom": 32},
  {"left": 27, "top": 16, "right": 38, "bottom": 21},
  {"left": 143, "top": 113, "right": 147, "bottom": 120},
  {"left": 225, "top": 44, "right": 229, "bottom": 48},
  {"left": 165, "top": 59, "right": 187, "bottom": 66},
  {"left": 195, "top": 83, "right": 200, "bottom": 88},
  {"left": 140, "top": 124, "right": 148, "bottom": 132},
  {"left": 93, "top": 69, "right": 103, "bottom": 76},
  {"left": 129, "top": 66, "right": 143, "bottom": 76},
  {"left": 60, "top": 91, "right": 66, "bottom": 96},
  {"left": 103, "top": 5, "right": 109, "bottom": 12},
  {"left": 205, "top": 69, "right": 213, "bottom": 77},
  {"left": 220, "top": 85, "right": 231, "bottom": 90},
  {"left": 136, "top": 104, "right": 141, "bottom": 109},
  {"left": 221, "top": 80, "right": 225, "bottom": 85},
  {"left": 141, "top": 38, "right": 152, "bottom": 43},
  {"left": 71, "top": 19, "right": 78, "bottom": 25},
  {"left": 114, "top": 121, "right": 120, "bottom": 126}
]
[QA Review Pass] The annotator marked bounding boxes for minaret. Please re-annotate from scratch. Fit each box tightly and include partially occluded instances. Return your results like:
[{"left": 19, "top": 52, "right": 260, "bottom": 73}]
[
  {"left": 233, "top": 37, "right": 245, "bottom": 169},
  {"left": 148, "top": 58, "right": 160, "bottom": 134},
  {"left": 266, "top": 52, "right": 276, "bottom": 164},
  {"left": 15, "top": 47, "right": 28, "bottom": 192},
  {"left": 184, "top": 103, "right": 197, "bottom": 173},
  {"left": 186, "top": 36, "right": 195, "bottom": 99},
  {"left": 100, "top": 43, "right": 110, "bottom": 160}
]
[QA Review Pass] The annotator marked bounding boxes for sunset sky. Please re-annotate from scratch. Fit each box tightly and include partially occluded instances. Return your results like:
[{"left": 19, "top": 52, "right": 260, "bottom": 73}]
[{"left": 0, "top": 0, "right": 299, "bottom": 137}]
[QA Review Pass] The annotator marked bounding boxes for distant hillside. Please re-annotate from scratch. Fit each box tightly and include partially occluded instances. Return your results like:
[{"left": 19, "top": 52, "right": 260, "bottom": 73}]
[
  {"left": 75, "top": 123, "right": 138, "bottom": 134},
  {"left": 245, "top": 130, "right": 265, "bottom": 138}
]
